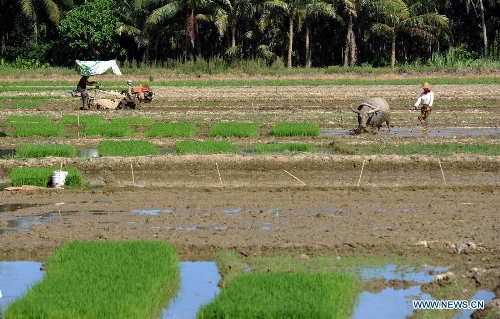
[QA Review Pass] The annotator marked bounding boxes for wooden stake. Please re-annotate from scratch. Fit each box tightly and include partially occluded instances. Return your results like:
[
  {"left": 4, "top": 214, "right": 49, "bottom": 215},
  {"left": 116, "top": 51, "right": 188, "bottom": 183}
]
[
  {"left": 131, "top": 162, "right": 135, "bottom": 186},
  {"left": 216, "top": 162, "right": 223, "bottom": 187},
  {"left": 357, "top": 159, "right": 366, "bottom": 187},
  {"left": 284, "top": 170, "right": 306, "bottom": 186},
  {"left": 439, "top": 159, "right": 446, "bottom": 185}
]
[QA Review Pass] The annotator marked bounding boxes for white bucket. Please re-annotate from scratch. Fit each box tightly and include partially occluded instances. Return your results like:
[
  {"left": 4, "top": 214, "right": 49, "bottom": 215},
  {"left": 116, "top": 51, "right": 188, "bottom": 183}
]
[{"left": 52, "top": 171, "right": 69, "bottom": 188}]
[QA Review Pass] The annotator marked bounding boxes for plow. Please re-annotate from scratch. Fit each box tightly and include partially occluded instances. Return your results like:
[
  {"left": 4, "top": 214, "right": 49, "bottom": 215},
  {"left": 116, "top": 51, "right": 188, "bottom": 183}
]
[{"left": 72, "top": 60, "right": 154, "bottom": 110}]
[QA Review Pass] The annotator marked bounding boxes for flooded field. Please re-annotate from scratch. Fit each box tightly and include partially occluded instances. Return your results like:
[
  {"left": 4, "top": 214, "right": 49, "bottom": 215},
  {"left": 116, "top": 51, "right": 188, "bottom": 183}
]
[{"left": 1, "top": 76, "right": 500, "bottom": 318}]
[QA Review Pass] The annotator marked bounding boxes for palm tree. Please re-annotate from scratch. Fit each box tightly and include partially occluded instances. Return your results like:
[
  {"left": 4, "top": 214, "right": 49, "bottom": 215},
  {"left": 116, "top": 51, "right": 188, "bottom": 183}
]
[
  {"left": 261, "top": 0, "right": 304, "bottom": 68},
  {"left": 147, "top": 0, "right": 211, "bottom": 62},
  {"left": 115, "top": 0, "right": 155, "bottom": 62},
  {"left": 302, "top": 0, "right": 338, "bottom": 68},
  {"left": 18, "top": 0, "right": 69, "bottom": 43},
  {"left": 464, "top": 0, "right": 489, "bottom": 59},
  {"left": 208, "top": 0, "right": 255, "bottom": 56},
  {"left": 339, "top": 0, "right": 360, "bottom": 67},
  {"left": 367, "top": 0, "right": 449, "bottom": 68}
]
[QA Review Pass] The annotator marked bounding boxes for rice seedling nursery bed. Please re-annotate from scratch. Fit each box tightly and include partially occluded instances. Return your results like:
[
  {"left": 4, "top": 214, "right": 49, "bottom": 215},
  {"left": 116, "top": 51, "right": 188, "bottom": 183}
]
[{"left": 1, "top": 72, "right": 500, "bottom": 319}]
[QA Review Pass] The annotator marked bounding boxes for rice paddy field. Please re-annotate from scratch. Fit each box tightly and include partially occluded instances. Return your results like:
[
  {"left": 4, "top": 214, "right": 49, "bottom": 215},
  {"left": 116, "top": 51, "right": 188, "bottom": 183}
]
[{"left": 1, "top": 72, "right": 500, "bottom": 319}]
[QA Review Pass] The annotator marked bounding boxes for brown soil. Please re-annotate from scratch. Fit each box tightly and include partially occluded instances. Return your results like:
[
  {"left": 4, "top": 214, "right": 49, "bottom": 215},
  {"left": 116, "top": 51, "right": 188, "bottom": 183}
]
[{"left": 1, "top": 75, "right": 500, "bottom": 317}]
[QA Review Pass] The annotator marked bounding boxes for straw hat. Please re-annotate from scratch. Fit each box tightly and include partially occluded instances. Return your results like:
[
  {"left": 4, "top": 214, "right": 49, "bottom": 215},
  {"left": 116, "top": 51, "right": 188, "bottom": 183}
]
[{"left": 422, "top": 82, "right": 431, "bottom": 90}]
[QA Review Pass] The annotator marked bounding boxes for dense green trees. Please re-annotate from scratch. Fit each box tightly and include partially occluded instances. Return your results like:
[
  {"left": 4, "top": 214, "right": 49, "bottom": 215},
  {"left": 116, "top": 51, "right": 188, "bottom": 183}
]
[{"left": 0, "top": 0, "right": 499, "bottom": 68}]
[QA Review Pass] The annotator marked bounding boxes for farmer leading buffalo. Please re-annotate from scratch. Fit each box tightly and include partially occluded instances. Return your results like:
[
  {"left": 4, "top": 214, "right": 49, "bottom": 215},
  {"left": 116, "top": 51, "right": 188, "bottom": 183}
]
[{"left": 412, "top": 82, "right": 434, "bottom": 126}]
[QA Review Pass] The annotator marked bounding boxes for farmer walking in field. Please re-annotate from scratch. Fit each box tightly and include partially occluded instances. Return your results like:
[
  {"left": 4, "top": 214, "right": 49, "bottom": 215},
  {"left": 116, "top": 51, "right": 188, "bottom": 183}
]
[
  {"left": 412, "top": 82, "right": 434, "bottom": 126},
  {"left": 77, "top": 75, "right": 96, "bottom": 110}
]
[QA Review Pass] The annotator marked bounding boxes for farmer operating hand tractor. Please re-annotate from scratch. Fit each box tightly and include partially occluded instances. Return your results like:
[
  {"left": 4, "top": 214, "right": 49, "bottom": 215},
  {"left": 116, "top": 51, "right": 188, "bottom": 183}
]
[
  {"left": 412, "top": 82, "right": 434, "bottom": 126},
  {"left": 77, "top": 75, "right": 96, "bottom": 110}
]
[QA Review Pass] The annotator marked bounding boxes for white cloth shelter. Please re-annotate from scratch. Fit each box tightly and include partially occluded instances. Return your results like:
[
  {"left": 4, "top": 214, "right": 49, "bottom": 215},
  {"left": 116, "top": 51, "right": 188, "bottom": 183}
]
[{"left": 75, "top": 60, "right": 122, "bottom": 76}]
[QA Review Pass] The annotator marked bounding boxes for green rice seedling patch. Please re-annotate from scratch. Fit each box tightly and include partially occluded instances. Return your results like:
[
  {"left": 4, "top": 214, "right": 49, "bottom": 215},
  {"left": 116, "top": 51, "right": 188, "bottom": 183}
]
[
  {"left": 273, "top": 122, "right": 319, "bottom": 137},
  {"left": 98, "top": 140, "right": 159, "bottom": 156},
  {"left": 6, "top": 115, "right": 50, "bottom": 127},
  {"left": 9, "top": 101, "right": 45, "bottom": 108},
  {"left": 147, "top": 122, "right": 198, "bottom": 137},
  {"left": 12, "top": 122, "right": 65, "bottom": 137},
  {"left": 59, "top": 115, "right": 104, "bottom": 126},
  {"left": 109, "top": 117, "right": 155, "bottom": 126},
  {"left": 84, "top": 123, "right": 132, "bottom": 137},
  {"left": 10, "top": 167, "right": 84, "bottom": 187},
  {"left": 197, "top": 272, "right": 357, "bottom": 319},
  {"left": 175, "top": 140, "right": 241, "bottom": 154},
  {"left": 207, "top": 123, "right": 259, "bottom": 138},
  {"left": 4, "top": 241, "right": 180, "bottom": 319},
  {"left": 16, "top": 143, "right": 77, "bottom": 158},
  {"left": 254, "top": 142, "right": 315, "bottom": 153}
]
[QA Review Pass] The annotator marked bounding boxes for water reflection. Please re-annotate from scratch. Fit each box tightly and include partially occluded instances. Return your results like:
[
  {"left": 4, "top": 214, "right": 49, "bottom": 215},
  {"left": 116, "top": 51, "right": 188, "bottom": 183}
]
[
  {"left": 0, "top": 261, "right": 44, "bottom": 312},
  {"left": 161, "top": 261, "right": 220, "bottom": 319}
]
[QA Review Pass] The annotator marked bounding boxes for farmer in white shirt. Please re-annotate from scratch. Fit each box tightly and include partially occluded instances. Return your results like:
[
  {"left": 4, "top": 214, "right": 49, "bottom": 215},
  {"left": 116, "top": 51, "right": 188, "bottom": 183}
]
[{"left": 412, "top": 82, "right": 434, "bottom": 126}]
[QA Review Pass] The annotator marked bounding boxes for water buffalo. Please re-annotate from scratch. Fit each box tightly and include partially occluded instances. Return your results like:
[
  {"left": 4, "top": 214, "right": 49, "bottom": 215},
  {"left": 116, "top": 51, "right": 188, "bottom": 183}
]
[{"left": 351, "top": 97, "right": 391, "bottom": 134}]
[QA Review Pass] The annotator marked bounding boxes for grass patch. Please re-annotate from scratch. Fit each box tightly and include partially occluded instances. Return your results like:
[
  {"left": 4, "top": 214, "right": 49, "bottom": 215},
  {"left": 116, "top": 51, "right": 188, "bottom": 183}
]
[
  {"left": 98, "top": 140, "right": 159, "bottom": 156},
  {"left": 254, "top": 142, "right": 315, "bottom": 153},
  {"left": 10, "top": 166, "right": 84, "bottom": 187},
  {"left": 84, "top": 123, "right": 132, "bottom": 137},
  {"left": 4, "top": 240, "right": 180, "bottom": 319},
  {"left": 12, "top": 123, "right": 64, "bottom": 137},
  {"left": 16, "top": 143, "right": 77, "bottom": 158},
  {"left": 197, "top": 272, "right": 357, "bottom": 319},
  {"left": 175, "top": 140, "right": 241, "bottom": 154},
  {"left": 215, "top": 250, "right": 247, "bottom": 286},
  {"left": 273, "top": 122, "right": 319, "bottom": 137},
  {"left": 207, "top": 123, "right": 259, "bottom": 138},
  {"left": 146, "top": 122, "right": 198, "bottom": 137},
  {"left": 59, "top": 115, "right": 104, "bottom": 126}
]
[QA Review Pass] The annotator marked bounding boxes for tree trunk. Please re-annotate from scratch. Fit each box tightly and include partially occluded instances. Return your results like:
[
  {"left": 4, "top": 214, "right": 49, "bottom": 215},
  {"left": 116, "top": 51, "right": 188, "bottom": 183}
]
[
  {"left": 390, "top": 32, "right": 396, "bottom": 68},
  {"left": 231, "top": 22, "right": 236, "bottom": 48},
  {"left": 478, "top": 0, "right": 489, "bottom": 59},
  {"left": 343, "top": 14, "right": 356, "bottom": 67},
  {"left": 305, "top": 23, "right": 311, "bottom": 68},
  {"left": 287, "top": 17, "right": 293, "bottom": 68}
]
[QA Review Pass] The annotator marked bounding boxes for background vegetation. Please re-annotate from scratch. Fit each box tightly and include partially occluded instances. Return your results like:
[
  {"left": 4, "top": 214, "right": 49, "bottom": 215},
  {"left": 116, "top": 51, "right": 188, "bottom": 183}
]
[{"left": 1, "top": 0, "right": 499, "bottom": 70}]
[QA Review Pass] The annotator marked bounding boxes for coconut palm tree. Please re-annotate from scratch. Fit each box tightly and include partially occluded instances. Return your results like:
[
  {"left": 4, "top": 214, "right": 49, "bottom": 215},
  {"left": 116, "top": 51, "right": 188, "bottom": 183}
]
[
  {"left": 463, "top": 0, "right": 489, "bottom": 59},
  {"left": 342, "top": 0, "right": 361, "bottom": 67},
  {"left": 367, "top": 0, "right": 449, "bottom": 68},
  {"left": 208, "top": 0, "right": 255, "bottom": 56},
  {"left": 260, "top": 0, "right": 304, "bottom": 68},
  {"left": 147, "top": 0, "right": 211, "bottom": 62},
  {"left": 115, "top": 0, "right": 155, "bottom": 62},
  {"left": 18, "top": 0, "right": 75, "bottom": 43},
  {"left": 302, "top": 0, "right": 338, "bottom": 68}
]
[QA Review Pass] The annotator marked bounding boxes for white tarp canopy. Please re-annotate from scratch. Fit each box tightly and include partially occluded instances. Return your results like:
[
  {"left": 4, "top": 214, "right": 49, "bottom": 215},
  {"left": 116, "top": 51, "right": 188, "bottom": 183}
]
[{"left": 75, "top": 60, "right": 122, "bottom": 76}]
